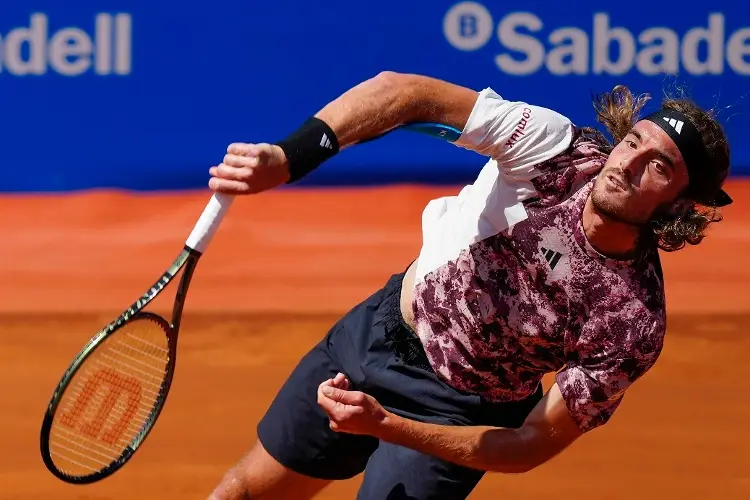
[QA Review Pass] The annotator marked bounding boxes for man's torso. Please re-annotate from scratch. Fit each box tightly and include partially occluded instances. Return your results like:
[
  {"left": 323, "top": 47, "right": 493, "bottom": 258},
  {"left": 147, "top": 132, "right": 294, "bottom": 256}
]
[{"left": 401, "top": 126, "right": 666, "bottom": 403}]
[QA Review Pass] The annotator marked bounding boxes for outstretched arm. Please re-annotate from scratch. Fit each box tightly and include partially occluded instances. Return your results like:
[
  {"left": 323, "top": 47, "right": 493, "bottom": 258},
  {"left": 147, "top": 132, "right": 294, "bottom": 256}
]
[
  {"left": 208, "top": 72, "right": 478, "bottom": 194},
  {"left": 379, "top": 383, "right": 582, "bottom": 473},
  {"left": 317, "top": 375, "right": 583, "bottom": 473}
]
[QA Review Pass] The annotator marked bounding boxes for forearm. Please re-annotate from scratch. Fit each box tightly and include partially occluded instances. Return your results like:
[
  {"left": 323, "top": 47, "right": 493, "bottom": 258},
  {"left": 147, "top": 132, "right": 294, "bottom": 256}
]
[
  {"left": 314, "top": 71, "right": 477, "bottom": 149},
  {"left": 377, "top": 413, "right": 543, "bottom": 473}
]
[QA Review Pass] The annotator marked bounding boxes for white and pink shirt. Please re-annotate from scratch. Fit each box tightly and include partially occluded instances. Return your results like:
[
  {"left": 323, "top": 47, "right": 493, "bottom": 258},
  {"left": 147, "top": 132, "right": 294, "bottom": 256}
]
[{"left": 411, "top": 88, "right": 666, "bottom": 432}]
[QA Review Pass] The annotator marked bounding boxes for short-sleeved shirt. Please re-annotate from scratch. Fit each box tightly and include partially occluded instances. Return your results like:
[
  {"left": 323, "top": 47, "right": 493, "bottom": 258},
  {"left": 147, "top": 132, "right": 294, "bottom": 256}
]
[{"left": 411, "top": 88, "right": 666, "bottom": 433}]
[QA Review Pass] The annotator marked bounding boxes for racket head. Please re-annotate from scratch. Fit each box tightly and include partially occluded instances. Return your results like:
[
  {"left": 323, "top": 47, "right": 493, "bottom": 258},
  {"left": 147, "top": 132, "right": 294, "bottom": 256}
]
[{"left": 40, "top": 311, "right": 177, "bottom": 484}]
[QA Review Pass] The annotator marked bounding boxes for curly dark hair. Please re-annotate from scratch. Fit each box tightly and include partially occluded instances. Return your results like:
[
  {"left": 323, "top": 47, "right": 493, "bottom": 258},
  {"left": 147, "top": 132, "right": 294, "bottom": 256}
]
[{"left": 588, "top": 85, "right": 729, "bottom": 252}]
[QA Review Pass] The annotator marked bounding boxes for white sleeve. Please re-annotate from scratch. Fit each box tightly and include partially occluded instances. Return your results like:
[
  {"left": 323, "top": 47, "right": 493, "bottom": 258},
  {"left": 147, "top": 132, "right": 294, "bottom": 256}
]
[{"left": 454, "top": 88, "right": 574, "bottom": 180}]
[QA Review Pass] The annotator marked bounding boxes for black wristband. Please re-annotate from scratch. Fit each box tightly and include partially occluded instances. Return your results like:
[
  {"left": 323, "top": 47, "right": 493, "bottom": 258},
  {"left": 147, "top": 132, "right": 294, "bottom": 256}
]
[{"left": 275, "top": 117, "right": 340, "bottom": 183}]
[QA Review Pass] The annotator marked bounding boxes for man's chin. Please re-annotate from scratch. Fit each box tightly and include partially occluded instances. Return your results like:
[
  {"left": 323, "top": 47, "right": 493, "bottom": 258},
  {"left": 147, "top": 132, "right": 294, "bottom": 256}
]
[{"left": 590, "top": 190, "right": 635, "bottom": 224}]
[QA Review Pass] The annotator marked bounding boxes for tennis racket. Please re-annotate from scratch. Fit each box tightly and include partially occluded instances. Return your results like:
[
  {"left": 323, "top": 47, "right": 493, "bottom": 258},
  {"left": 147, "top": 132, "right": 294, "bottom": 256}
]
[
  {"left": 38, "top": 120, "right": 460, "bottom": 485},
  {"left": 40, "top": 192, "right": 234, "bottom": 484}
]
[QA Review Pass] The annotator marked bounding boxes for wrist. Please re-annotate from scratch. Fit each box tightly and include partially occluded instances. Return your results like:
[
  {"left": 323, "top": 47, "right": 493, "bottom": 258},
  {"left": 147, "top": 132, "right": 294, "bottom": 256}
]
[
  {"left": 270, "top": 144, "right": 291, "bottom": 183},
  {"left": 375, "top": 410, "right": 405, "bottom": 442},
  {"left": 274, "top": 116, "right": 339, "bottom": 183}
]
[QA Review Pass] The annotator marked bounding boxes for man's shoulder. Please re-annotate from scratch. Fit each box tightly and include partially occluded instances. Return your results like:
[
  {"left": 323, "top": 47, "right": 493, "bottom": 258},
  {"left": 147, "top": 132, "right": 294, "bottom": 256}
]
[
  {"left": 582, "top": 251, "right": 667, "bottom": 346},
  {"left": 515, "top": 126, "right": 610, "bottom": 209},
  {"left": 590, "top": 251, "right": 665, "bottom": 308},
  {"left": 455, "top": 88, "right": 577, "bottom": 170},
  {"left": 534, "top": 126, "right": 611, "bottom": 173},
  {"left": 580, "top": 283, "right": 666, "bottom": 366}
]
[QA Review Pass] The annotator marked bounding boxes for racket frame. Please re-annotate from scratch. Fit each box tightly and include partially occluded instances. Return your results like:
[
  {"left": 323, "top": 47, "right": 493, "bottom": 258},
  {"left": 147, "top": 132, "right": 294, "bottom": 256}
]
[{"left": 40, "top": 245, "right": 202, "bottom": 484}]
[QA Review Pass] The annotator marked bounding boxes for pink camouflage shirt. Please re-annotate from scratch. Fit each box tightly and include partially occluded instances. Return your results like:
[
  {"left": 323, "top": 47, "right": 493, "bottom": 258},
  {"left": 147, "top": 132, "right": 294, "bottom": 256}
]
[{"left": 410, "top": 88, "right": 666, "bottom": 433}]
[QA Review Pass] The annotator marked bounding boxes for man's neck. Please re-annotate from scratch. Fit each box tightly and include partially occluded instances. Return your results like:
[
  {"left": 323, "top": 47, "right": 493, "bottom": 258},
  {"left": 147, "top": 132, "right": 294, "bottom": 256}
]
[{"left": 582, "top": 196, "right": 642, "bottom": 259}]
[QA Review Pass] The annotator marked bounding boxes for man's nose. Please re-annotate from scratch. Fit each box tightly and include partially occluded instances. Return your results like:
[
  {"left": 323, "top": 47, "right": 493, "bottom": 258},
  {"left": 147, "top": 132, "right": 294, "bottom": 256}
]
[
  {"left": 617, "top": 161, "right": 632, "bottom": 181},
  {"left": 620, "top": 155, "right": 644, "bottom": 179}
]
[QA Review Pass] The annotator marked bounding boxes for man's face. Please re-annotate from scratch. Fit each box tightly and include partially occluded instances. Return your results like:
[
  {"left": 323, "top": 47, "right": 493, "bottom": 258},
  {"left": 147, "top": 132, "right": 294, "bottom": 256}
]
[{"left": 591, "top": 120, "right": 691, "bottom": 225}]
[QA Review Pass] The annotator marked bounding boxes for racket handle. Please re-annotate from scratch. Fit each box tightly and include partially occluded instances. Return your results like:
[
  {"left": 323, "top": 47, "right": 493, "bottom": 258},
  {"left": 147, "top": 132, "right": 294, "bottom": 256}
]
[{"left": 185, "top": 192, "right": 234, "bottom": 254}]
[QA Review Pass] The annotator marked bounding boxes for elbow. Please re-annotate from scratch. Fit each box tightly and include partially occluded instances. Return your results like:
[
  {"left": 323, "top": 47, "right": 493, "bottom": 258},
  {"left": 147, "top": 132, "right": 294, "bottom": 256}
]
[
  {"left": 369, "top": 71, "right": 419, "bottom": 118},
  {"left": 371, "top": 70, "right": 415, "bottom": 98},
  {"left": 372, "top": 70, "right": 409, "bottom": 88}
]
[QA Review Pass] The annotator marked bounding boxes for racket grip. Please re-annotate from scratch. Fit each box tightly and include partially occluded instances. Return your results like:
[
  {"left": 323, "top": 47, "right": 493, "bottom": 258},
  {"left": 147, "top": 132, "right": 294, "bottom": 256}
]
[{"left": 185, "top": 193, "right": 234, "bottom": 254}]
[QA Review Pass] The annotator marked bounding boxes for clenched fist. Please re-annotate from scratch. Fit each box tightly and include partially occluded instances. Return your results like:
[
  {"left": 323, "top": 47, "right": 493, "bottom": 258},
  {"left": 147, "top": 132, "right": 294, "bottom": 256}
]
[
  {"left": 317, "top": 372, "right": 390, "bottom": 437},
  {"left": 208, "top": 143, "right": 290, "bottom": 195}
]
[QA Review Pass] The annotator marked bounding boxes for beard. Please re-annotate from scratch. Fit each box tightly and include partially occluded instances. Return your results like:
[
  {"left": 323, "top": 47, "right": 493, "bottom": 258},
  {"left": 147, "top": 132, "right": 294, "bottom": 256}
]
[{"left": 590, "top": 171, "right": 651, "bottom": 226}]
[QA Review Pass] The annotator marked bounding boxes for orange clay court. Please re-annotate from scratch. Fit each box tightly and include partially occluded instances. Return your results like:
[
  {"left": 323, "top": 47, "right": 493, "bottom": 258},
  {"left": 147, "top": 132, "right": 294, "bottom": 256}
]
[{"left": 1, "top": 182, "right": 749, "bottom": 499}]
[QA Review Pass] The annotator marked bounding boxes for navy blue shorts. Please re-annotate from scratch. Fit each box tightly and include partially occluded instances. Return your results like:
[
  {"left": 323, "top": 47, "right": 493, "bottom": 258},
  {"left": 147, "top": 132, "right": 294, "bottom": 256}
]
[{"left": 257, "top": 270, "right": 542, "bottom": 499}]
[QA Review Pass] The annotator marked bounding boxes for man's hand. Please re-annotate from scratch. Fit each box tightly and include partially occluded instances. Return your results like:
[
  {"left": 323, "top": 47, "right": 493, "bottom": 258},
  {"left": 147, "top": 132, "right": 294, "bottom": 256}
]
[
  {"left": 317, "top": 373, "right": 390, "bottom": 436},
  {"left": 318, "top": 378, "right": 583, "bottom": 473},
  {"left": 208, "top": 143, "right": 290, "bottom": 195}
]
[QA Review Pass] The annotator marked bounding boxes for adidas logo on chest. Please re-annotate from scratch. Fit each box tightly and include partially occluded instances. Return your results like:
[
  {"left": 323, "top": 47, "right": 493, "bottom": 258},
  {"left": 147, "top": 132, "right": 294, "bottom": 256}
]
[{"left": 540, "top": 246, "right": 563, "bottom": 270}]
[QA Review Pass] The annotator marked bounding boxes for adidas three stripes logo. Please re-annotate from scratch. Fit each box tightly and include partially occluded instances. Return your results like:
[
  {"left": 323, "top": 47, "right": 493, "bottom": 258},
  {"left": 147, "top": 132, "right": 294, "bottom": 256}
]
[
  {"left": 540, "top": 247, "right": 563, "bottom": 270},
  {"left": 662, "top": 116, "right": 684, "bottom": 134}
]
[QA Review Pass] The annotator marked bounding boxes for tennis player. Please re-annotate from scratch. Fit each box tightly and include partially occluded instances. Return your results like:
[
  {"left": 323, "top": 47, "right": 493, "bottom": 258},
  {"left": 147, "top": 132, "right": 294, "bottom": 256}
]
[{"left": 205, "top": 71, "right": 732, "bottom": 499}]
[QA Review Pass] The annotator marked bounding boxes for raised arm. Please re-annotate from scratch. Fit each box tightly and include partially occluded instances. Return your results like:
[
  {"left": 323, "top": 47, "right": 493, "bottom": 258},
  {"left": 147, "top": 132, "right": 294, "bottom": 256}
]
[
  {"left": 208, "top": 71, "right": 574, "bottom": 195},
  {"left": 313, "top": 71, "right": 478, "bottom": 149},
  {"left": 207, "top": 72, "right": 479, "bottom": 195}
]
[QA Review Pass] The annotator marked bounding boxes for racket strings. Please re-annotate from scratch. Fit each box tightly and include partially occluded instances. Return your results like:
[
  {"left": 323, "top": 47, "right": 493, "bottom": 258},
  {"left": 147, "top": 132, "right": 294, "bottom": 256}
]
[{"left": 48, "top": 317, "right": 170, "bottom": 477}]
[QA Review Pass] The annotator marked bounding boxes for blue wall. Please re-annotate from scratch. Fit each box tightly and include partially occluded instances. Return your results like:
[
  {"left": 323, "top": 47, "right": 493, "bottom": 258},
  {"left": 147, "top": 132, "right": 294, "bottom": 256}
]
[{"left": 1, "top": 1, "right": 748, "bottom": 191}]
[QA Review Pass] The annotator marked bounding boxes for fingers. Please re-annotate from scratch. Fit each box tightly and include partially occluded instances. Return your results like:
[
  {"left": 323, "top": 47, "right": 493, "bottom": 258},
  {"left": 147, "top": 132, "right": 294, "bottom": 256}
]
[
  {"left": 208, "top": 142, "right": 287, "bottom": 195},
  {"left": 320, "top": 372, "right": 349, "bottom": 390},
  {"left": 316, "top": 388, "right": 337, "bottom": 414},
  {"left": 223, "top": 154, "right": 258, "bottom": 169},
  {"left": 316, "top": 375, "right": 375, "bottom": 434},
  {"left": 207, "top": 177, "right": 253, "bottom": 195},
  {"left": 207, "top": 151, "right": 262, "bottom": 193},
  {"left": 227, "top": 142, "right": 274, "bottom": 160},
  {"left": 227, "top": 142, "right": 259, "bottom": 156},
  {"left": 319, "top": 385, "right": 365, "bottom": 406},
  {"left": 317, "top": 388, "right": 365, "bottom": 421},
  {"left": 332, "top": 372, "right": 350, "bottom": 390},
  {"left": 210, "top": 162, "right": 251, "bottom": 182}
]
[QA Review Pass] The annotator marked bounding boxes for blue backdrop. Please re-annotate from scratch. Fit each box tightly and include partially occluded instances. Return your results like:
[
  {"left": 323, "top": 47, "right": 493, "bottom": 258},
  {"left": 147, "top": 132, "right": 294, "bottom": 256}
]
[{"left": 1, "top": 1, "right": 748, "bottom": 191}]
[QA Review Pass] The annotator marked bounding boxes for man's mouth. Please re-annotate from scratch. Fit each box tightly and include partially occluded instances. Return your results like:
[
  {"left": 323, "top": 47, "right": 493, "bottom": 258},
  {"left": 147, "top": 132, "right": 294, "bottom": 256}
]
[{"left": 606, "top": 173, "right": 628, "bottom": 191}]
